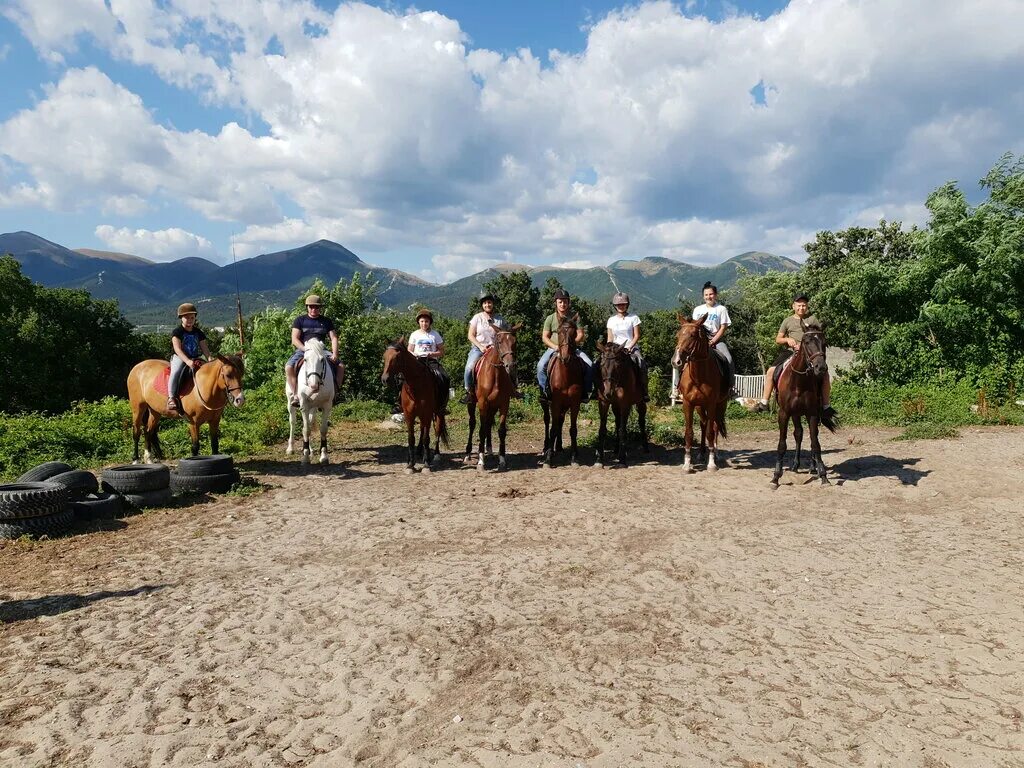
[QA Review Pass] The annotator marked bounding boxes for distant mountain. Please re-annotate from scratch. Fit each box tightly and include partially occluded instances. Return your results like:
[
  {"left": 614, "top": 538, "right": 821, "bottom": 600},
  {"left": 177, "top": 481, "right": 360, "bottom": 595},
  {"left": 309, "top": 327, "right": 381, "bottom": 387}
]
[{"left": 2, "top": 230, "right": 799, "bottom": 326}]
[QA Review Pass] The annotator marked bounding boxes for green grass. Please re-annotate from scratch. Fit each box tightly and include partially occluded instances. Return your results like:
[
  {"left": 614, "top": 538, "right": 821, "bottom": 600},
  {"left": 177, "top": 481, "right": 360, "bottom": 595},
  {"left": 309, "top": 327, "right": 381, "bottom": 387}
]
[{"left": 894, "top": 423, "right": 961, "bottom": 441}]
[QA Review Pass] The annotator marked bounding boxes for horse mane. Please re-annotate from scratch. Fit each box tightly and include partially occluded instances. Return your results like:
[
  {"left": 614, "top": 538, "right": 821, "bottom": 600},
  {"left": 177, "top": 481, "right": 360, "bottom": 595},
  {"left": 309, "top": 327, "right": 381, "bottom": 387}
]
[{"left": 221, "top": 353, "right": 245, "bottom": 375}]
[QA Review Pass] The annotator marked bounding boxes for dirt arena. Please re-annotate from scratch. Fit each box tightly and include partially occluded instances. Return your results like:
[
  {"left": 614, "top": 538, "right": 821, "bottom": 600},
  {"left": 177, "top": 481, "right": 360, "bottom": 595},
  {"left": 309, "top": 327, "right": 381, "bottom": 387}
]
[{"left": 2, "top": 425, "right": 1022, "bottom": 767}]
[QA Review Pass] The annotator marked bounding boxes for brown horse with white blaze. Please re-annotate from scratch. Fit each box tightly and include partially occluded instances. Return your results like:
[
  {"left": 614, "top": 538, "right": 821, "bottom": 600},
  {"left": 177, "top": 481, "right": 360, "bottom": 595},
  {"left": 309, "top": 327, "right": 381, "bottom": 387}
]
[
  {"left": 466, "top": 321, "right": 521, "bottom": 471},
  {"left": 771, "top": 322, "right": 839, "bottom": 487},
  {"left": 127, "top": 355, "right": 246, "bottom": 462},
  {"left": 672, "top": 314, "right": 728, "bottom": 472},
  {"left": 542, "top": 315, "right": 585, "bottom": 468},
  {"left": 595, "top": 339, "right": 649, "bottom": 466},
  {"left": 381, "top": 339, "right": 450, "bottom": 473}
]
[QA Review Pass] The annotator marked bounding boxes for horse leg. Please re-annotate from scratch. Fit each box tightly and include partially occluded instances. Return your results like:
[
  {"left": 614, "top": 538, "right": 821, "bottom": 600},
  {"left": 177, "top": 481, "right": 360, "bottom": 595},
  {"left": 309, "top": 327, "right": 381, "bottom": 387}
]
[
  {"left": 477, "top": 408, "right": 490, "bottom": 470},
  {"left": 132, "top": 404, "right": 146, "bottom": 464},
  {"left": 682, "top": 402, "right": 696, "bottom": 473},
  {"left": 698, "top": 407, "right": 709, "bottom": 465},
  {"left": 497, "top": 409, "right": 508, "bottom": 472},
  {"left": 431, "top": 415, "right": 442, "bottom": 467},
  {"left": 555, "top": 406, "right": 569, "bottom": 463},
  {"left": 594, "top": 400, "right": 608, "bottom": 468},
  {"left": 791, "top": 415, "right": 804, "bottom": 472},
  {"left": 542, "top": 400, "right": 553, "bottom": 468},
  {"left": 286, "top": 397, "right": 296, "bottom": 455},
  {"left": 419, "top": 418, "right": 432, "bottom": 474},
  {"left": 210, "top": 418, "right": 221, "bottom": 456},
  {"left": 300, "top": 407, "right": 313, "bottom": 464},
  {"left": 144, "top": 410, "right": 163, "bottom": 461},
  {"left": 319, "top": 405, "right": 330, "bottom": 464},
  {"left": 185, "top": 416, "right": 200, "bottom": 458},
  {"left": 464, "top": 402, "right": 476, "bottom": 464},
  {"left": 809, "top": 415, "right": 829, "bottom": 485},
  {"left": 638, "top": 401, "right": 650, "bottom": 455},
  {"left": 707, "top": 410, "right": 719, "bottom": 472},
  {"left": 568, "top": 404, "right": 580, "bottom": 467},
  {"left": 404, "top": 411, "right": 416, "bottom": 473},
  {"left": 771, "top": 410, "right": 788, "bottom": 486},
  {"left": 614, "top": 405, "right": 627, "bottom": 465}
]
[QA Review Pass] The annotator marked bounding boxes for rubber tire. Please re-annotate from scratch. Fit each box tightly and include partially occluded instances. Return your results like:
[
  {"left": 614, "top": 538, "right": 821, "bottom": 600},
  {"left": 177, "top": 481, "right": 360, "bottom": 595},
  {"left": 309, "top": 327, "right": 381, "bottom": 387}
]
[
  {"left": 16, "top": 462, "right": 74, "bottom": 483},
  {"left": 175, "top": 455, "right": 234, "bottom": 477},
  {"left": 46, "top": 470, "right": 99, "bottom": 501},
  {"left": 0, "top": 508, "right": 74, "bottom": 539},
  {"left": 170, "top": 470, "right": 239, "bottom": 496},
  {"left": 0, "top": 482, "right": 70, "bottom": 521},
  {"left": 69, "top": 492, "right": 123, "bottom": 520},
  {"left": 123, "top": 487, "right": 174, "bottom": 509},
  {"left": 101, "top": 464, "right": 170, "bottom": 494}
]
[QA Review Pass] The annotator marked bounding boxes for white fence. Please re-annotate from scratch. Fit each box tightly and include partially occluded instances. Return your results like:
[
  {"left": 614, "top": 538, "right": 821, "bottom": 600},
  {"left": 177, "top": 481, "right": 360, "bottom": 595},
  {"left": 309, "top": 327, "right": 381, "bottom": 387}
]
[{"left": 669, "top": 368, "right": 764, "bottom": 404}]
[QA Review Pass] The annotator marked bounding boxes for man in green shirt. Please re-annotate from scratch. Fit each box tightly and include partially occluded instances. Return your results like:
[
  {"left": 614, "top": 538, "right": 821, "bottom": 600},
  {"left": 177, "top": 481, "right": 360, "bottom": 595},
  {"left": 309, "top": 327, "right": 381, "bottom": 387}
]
[
  {"left": 537, "top": 289, "right": 594, "bottom": 401},
  {"left": 755, "top": 292, "right": 834, "bottom": 415}
]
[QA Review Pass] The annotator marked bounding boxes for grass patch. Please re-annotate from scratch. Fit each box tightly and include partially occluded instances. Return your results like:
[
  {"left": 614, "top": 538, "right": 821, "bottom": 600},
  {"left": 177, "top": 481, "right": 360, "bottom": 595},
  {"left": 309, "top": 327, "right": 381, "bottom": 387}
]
[
  {"left": 894, "top": 422, "right": 960, "bottom": 441},
  {"left": 225, "top": 474, "right": 270, "bottom": 497}
]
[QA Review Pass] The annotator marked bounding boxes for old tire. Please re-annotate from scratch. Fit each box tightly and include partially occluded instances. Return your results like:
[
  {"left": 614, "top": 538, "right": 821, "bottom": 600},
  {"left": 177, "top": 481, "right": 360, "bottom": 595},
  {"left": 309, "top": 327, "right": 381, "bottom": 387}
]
[
  {"left": 0, "top": 509, "right": 74, "bottom": 539},
  {"left": 101, "top": 464, "right": 170, "bottom": 494},
  {"left": 123, "top": 487, "right": 174, "bottom": 510},
  {"left": 170, "top": 470, "right": 239, "bottom": 496},
  {"left": 46, "top": 470, "right": 99, "bottom": 501},
  {"left": 16, "top": 462, "right": 74, "bottom": 483},
  {"left": 175, "top": 455, "right": 234, "bottom": 477},
  {"left": 0, "top": 482, "right": 70, "bottom": 521},
  {"left": 69, "top": 492, "right": 124, "bottom": 520}
]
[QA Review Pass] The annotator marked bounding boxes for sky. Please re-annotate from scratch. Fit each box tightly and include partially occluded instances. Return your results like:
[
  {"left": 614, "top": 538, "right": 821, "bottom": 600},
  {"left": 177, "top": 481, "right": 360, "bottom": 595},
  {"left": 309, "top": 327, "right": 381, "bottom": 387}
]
[{"left": 1, "top": 0, "right": 1022, "bottom": 283}]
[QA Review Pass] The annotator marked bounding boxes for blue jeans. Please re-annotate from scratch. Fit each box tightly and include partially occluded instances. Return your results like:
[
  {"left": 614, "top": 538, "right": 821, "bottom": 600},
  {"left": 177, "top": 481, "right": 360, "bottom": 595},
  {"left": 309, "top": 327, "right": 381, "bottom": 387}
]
[
  {"left": 464, "top": 346, "right": 484, "bottom": 390},
  {"left": 537, "top": 349, "right": 593, "bottom": 396}
]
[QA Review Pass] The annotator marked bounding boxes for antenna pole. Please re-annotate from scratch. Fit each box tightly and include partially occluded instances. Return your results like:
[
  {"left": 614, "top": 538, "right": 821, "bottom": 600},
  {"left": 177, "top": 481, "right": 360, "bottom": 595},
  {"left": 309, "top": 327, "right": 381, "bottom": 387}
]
[{"left": 231, "top": 235, "right": 245, "bottom": 354}]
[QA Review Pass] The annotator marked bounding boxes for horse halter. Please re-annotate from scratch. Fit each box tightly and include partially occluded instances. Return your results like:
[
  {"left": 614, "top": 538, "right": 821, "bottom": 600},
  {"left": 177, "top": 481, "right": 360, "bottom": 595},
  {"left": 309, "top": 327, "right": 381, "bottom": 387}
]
[
  {"left": 675, "top": 325, "right": 709, "bottom": 366},
  {"left": 789, "top": 331, "right": 826, "bottom": 374},
  {"left": 490, "top": 330, "right": 516, "bottom": 368},
  {"left": 194, "top": 360, "right": 242, "bottom": 411}
]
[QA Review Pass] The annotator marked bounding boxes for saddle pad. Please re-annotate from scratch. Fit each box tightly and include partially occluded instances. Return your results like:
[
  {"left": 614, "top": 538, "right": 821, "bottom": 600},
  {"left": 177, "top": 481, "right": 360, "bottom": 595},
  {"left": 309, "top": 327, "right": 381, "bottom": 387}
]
[
  {"left": 152, "top": 365, "right": 194, "bottom": 397},
  {"left": 474, "top": 355, "right": 488, "bottom": 379},
  {"left": 773, "top": 353, "right": 795, "bottom": 386}
]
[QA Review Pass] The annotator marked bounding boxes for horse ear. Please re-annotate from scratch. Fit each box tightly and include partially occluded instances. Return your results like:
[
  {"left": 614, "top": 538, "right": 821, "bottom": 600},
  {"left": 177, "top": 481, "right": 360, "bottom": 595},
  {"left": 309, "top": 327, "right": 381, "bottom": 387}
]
[
  {"left": 694, "top": 313, "right": 708, "bottom": 326},
  {"left": 399, "top": 335, "right": 407, "bottom": 346},
  {"left": 596, "top": 338, "right": 605, "bottom": 352},
  {"left": 510, "top": 322, "right": 522, "bottom": 333},
  {"left": 572, "top": 312, "right": 580, "bottom": 324}
]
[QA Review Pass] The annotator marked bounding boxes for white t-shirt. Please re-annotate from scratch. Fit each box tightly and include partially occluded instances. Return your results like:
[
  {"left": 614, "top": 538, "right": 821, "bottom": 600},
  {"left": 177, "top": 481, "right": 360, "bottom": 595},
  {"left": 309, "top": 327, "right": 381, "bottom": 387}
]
[
  {"left": 606, "top": 313, "right": 641, "bottom": 345},
  {"left": 693, "top": 303, "right": 731, "bottom": 336},
  {"left": 409, "top": 329, "right": 443, "bottom": 357},
  {"left": 469, "top": 312, "right": 503, "bottom": 347}
]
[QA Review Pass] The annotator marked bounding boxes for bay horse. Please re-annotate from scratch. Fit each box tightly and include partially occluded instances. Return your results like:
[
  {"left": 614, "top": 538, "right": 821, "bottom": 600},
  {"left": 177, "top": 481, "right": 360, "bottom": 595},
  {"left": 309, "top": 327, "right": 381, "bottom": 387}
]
[
  {"left": 541, "top": 315, "right": 585, "bottom": 468},
  {"left": 285, "top": 338, "right": 335, "bottom": 464},
  {"left": 771, "top": 323, "right": 839, "bottom": 487},
  {"left": 595, "top": 340, "right": 649, "bottom": 466},
  {"left": 672, "top": 314, "right": 728, "bottom": 472},
  {"left": 381, "top": 339, "right": 450, "bottom": 473},
  {"left": 127, "top": 355, "right": 246, "bottom": 463},
  {"left": 465, "top": 320, "right": 521, "bottom": 471}
]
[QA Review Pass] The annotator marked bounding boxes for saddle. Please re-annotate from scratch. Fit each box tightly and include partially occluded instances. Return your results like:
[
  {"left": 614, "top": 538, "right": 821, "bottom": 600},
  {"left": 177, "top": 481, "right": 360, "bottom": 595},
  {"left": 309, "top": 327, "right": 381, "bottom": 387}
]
[
  {"left": 152, "top": 365, "right": 195, "bottom": 397},
  {"left": 420, "top": 358, "right": 450, "bottom": 410},
  {"left": 711, "top": 348, "right": 735, "bottom": 394},
  {"left": 773, "top": 354, "right": 795, "bottom": 387}
]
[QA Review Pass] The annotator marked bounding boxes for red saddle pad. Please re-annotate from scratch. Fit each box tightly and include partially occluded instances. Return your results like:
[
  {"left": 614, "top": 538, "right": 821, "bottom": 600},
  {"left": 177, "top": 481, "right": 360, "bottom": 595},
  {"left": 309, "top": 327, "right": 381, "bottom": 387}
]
[{"left": 153, "top": 365, "right": 195, "bottom": 397}]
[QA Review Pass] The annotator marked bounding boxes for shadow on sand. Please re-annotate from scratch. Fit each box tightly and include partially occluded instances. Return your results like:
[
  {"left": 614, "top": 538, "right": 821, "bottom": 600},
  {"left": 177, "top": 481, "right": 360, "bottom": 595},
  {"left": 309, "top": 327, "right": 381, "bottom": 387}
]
[{"left": 0, "top": 584, "right": 171, "bottom": 624}]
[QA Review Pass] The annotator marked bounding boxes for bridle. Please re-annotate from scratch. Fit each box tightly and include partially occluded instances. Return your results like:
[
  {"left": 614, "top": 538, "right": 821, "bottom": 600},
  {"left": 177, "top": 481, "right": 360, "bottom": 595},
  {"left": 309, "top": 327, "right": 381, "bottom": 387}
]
[
  {"left": 600, "top": 343, "right": 630, "bottom": 389},
  {"left": 489, "top": 330, "right": 516, "bottom": 369},
  {"left": 192, "top": 359, "right": 243, "bottom": 411},
  {"left": 789, "top": 330, "right": 826, "bottom": 375},
  {"left": 675, "top": 325, "right": 709, "bottom": 367}
]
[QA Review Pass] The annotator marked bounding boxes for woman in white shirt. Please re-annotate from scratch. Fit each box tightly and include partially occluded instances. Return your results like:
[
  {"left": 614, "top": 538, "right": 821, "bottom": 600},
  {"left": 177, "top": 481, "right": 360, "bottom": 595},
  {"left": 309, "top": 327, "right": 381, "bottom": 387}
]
[
  {"left": 605, "top": 292, "right": 649, "bottom": 401},
  {"left": 692, "top": 281, "right": 734, "bottom": 391},
  {"left": 408, "top": 308, "right": 445, "bottom": 361}
]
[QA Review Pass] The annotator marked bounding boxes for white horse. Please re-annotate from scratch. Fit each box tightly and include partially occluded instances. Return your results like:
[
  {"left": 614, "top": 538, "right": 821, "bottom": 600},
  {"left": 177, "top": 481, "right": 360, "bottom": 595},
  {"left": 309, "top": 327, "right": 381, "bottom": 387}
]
[{"left": 285, "top": 338, "right": 335, "bottom": 464}]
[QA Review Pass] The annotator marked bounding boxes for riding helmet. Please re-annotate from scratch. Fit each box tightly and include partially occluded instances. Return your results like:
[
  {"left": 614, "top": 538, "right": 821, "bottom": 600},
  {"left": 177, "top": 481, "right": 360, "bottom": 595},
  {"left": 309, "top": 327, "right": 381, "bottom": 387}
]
[
  {"left": 415, "top": 308, "right": 434, "bottom": 323},
  {"left": 305, "top": 294, "right": 323, "bottom": 307},
  {"left": 552, "top": 288, "right": 570, "bottom": 301},
  {"left": 177, "top": 302, "right": 198, "bottom": 317},
  {"left": 611, "top": 292, "right": 630, "bottom": 306},
  {"left": 478, "top": 291, "right": 500, "bottom": 308}
]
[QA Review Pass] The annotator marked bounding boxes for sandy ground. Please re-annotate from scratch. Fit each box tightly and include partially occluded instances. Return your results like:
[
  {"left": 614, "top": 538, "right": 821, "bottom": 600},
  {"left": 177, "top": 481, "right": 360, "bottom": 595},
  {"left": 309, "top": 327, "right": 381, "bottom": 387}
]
[{"left": 1, "top": 424, "right": 1023, "bottom": 768}]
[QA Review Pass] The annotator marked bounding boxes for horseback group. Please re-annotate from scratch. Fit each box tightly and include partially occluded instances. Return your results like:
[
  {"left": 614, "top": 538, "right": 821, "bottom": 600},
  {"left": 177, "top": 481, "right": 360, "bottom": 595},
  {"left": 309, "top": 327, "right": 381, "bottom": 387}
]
[{"left": 126, "top": 283, "right": 838, "bottom": 483}]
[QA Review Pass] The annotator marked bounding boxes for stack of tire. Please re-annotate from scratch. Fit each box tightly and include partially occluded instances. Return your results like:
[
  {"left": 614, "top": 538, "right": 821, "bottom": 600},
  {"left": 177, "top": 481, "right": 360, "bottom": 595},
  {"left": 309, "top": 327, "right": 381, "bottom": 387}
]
[
  {"left": 101, "top": 464, "right": 172, "bottom": 510},
  {"left": 1, "top": 461, "right": 119, "bottom": 539},
  {"left": 170, "top": 455, "right": 239, "bottom": 496}
]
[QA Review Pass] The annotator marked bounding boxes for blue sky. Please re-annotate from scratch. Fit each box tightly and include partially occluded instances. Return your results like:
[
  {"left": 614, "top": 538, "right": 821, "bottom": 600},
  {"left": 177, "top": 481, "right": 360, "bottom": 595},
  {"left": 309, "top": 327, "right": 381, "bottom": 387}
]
[{"left": 1, "top": 0, "right": 1021, "bottom": 281}]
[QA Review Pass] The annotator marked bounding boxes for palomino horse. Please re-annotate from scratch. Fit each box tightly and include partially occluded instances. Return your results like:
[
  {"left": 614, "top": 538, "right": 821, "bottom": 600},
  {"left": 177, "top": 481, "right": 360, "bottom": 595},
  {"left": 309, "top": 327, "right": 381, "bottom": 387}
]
[
  {"left": 672, "top": 314, "right": 729, "bottom": 472},
  {"left": 771, "top": 323, "right": 839, "bottom": 487},
  {"left": 541, "top": 315, "right": 585, "bottom": 468},
  {"left": 286, "top": 338, "right": 335, "bottom": 464},
  {"left": 595, "top": 340, "right": 649, "bottom": 466},
  {"left": 381, "top": 339, "right": 450, "bottom": 473},
  {"left": 127, "top": 355, "right": 246, "bottom": 463},
  {"left": 466, "top": 321, "right": 521, "bottom": 471}
]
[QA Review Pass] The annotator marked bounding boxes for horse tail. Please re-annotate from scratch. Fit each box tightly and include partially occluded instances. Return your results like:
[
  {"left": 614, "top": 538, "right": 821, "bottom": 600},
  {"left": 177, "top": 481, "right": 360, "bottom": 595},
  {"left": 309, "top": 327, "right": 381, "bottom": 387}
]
[
  {"left": 718, "top": 402, "right": 728, "bottom": 439},
  {"left": 437, "top": 411, "right": 451, "bottom": 449},
  {"left": 820, "top": 408, "right": 840, "bottom": 434}
]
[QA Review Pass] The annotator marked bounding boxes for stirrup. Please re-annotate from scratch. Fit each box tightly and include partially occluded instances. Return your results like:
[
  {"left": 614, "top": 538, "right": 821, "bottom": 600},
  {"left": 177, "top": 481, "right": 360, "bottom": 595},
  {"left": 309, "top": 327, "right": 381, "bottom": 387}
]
[
  {"left": 166, "top": 397, "right": 178, "bottom": 413},
  {"left": 459, "top": 392, "right": 473, "bottom": 405}
]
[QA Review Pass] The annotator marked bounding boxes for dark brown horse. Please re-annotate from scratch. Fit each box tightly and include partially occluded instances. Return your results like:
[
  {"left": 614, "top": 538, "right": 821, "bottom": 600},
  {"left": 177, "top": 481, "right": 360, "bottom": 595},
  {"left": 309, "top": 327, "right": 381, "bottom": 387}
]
[
  {"left": 381, "top": 340, "right": 450, "bottom": 473},
  {"left": 771, "top": 323, "right": 839, "bottom": 486},
  {"left": 542, "top": 315, "right": 585, "bottom": 468},
  {"left": 594, "top": 340, "right": 649, "bottom": 466},
  {"left": 672, "top": 314, "right": 729, "bottom": 472},
  {"left": 466, "top": 321, "right": 520, "bottom": 471},
  {"left": 127, "top": 355, "right": 246, "bottom": 462}
]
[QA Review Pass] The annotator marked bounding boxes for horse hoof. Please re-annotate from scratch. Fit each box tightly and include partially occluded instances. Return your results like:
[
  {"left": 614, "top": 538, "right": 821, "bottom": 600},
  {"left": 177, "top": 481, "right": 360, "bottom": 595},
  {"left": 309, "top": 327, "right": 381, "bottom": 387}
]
[
  {"left": 593, "top": 462, "right": 603, "bottom": 469},
  {"left": 821, "top": 478, "right": 831, "bottom": 486},
  {"left": 542, "top": 462, "right": 551, "bottom": 469},
  {"left": 404, "top": 467, "right": 415, "bottom": 475},
  {"left": 320, "top": 457, "right": 329, "bottom": 465},
  {"left": 707, "top": 463, "right": 718, "bottom": 472},
  {"left": 684, "top": 466, "right": 695, "bottom": 474},
  {"left": 497, "top": 462, "right": 507, "bottom": 472},
  {"left": 421, "top": 466, "right": 431, "bottom": 475},
  {"left": 570, "top": 461, "right": 580, "bottom": 467}
]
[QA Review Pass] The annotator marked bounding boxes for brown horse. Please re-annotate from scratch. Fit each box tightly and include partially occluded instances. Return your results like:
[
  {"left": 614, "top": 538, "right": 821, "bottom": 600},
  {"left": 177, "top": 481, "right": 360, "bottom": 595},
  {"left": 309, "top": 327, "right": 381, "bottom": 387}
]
[
  {"left": 541, "top": 315, "right": 585, "bottom": 468},
  {"left": 466, "top": 321, "right": 521, "bottom": 471},
  {"left": 595, "top": 340, "right": 649, "bottom": 466},
  {"left": 771, "top": 323, "right": 839, "bottom": 487},
  {"left": 381, "top": 339, "right": 450, "bottom": 474},
  {"left": 127, "top": 355, "right": 246, "bottom": 463},
  {"left": 672, "top": 314, "right": 729, "bottom": 472}
]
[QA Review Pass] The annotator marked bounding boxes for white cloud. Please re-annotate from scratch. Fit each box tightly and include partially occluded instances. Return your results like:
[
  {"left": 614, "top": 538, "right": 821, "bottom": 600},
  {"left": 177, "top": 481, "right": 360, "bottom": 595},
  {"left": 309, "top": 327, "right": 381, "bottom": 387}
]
[
  {"left": 95, "top": 224, "right": 220, "bottom": 263},
  {"left": 550, "top": 260, "right": 597, "bottom": 270},
  {"left": 2, "top": 0, "right": 1023, "bottom": 280}
]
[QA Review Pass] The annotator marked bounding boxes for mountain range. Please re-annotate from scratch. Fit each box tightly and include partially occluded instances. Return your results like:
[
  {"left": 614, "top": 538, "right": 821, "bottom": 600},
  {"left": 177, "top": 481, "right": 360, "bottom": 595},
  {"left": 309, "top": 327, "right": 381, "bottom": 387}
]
[{"left": 1, "top": 231, "right": 800, "bottom": 326}]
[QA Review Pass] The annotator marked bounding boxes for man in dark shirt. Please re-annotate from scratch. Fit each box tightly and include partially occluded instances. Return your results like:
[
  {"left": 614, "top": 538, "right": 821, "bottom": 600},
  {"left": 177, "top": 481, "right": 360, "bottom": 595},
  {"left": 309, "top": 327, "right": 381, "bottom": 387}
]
[{"left": 286, "top": 294, "right": 340, "bottom": 407}]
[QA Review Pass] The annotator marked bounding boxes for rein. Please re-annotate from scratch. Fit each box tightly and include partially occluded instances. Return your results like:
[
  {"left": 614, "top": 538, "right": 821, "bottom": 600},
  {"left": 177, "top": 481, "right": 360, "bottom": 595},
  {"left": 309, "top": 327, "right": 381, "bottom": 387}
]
[
  {"left": 788, "top": 332, "right": 825, "bottom": 375},
  {"left": 192, "top": 360, "right": 238, "bottom": 412},
  {"left": 488, "top": 331, "right": 516, "bottom": 368},
  {"left": 677, "top": 327, "right": 710, "bottom": 367}
]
